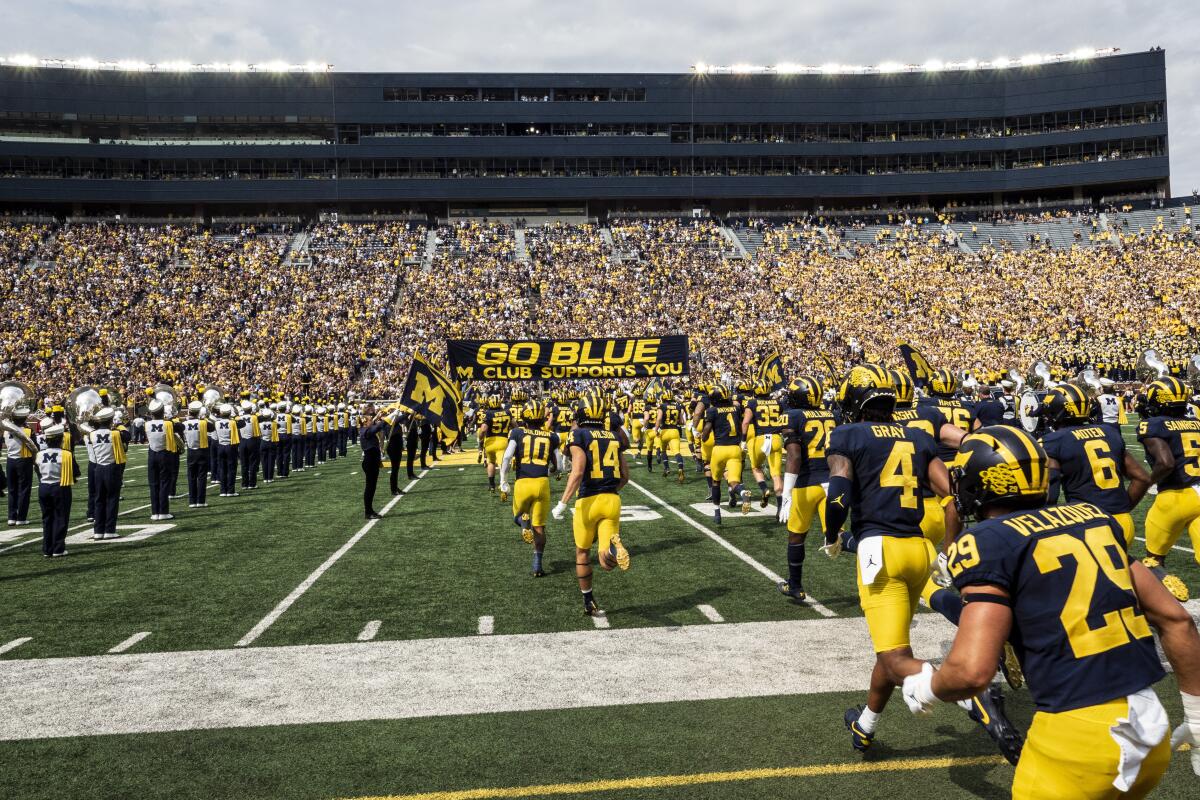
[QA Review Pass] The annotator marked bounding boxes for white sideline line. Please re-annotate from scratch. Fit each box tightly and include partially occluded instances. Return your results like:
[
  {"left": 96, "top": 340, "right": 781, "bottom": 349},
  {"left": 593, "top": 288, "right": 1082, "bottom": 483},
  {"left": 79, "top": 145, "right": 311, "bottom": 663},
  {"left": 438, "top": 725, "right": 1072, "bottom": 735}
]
[
  {"left": 697, "top": 604, "right": 724, "bottom": 623},
  {"left": 0, "top": 637, "right": 32, "bottom": 655},
  {"left": 477, "top": 616, "right": 494, "bottom": 635},
  {"left": 357, "top": 620, "right": 381, "bottom": 642},
  {"left": 627, "top": 480, "right": 837, "bottom": 618},
  {"left": 108, "top": 632, "right": 150, "bottom": 654},
  {"left": 1135, "top": 536, "right": 1195, "bottom": 554},
  {"left": 591, "top": 614, "right": 611, "bottom": 629},
  {"left": 235, "top": 470, "right": 428, "bottom": 647}
]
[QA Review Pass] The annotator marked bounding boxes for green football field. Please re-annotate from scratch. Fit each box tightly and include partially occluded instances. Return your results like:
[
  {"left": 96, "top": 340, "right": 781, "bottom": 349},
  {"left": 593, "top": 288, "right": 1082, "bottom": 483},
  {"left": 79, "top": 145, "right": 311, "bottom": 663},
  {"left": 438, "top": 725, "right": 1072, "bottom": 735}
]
[{"left": 0, "top": 422, "right": 1197, "bottom": 800}]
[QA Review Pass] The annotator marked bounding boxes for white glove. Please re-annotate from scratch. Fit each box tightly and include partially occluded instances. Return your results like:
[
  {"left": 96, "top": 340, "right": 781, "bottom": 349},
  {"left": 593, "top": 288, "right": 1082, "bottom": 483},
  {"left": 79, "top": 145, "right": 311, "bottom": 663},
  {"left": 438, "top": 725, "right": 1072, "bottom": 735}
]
[
  {"left": 551, "top": 501, "right": 568, "bottom": 521},
  {"left": 902, "top": 662, "right": 939, "bottom": 715},
  {"left": 1172, "top": 692, "right": 1200, "bottom": 776},
  {"left": 932, "top": 551, "right": 954, "bottom": 588},
  {"left": 740, "top": 440, "right": 747, "bottom": 453},
  {"left": 778, "top": 493, "right": 793, "bottom": 525},
  {"left": 820, "top": 535, "right": 842, "bottom": 559},
  {"left": 499, "top": 480, "right": 510, "bottom": 495}
]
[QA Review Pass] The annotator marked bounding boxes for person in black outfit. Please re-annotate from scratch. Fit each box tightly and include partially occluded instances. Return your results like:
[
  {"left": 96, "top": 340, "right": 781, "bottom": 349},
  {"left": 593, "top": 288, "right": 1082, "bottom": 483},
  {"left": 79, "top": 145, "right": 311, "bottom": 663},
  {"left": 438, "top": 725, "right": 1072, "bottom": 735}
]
[
  {"left": 419, "top": 417, "right": 435, "bottom": 468},
  {"left": 359, "top": 406, "right": 386, "bottom": 519},
  {"left": 405, "top": 413, "right": 423, "bottom": 479},
  {"left": 387, "top": 410, "right": 408, "bottom": 494}
]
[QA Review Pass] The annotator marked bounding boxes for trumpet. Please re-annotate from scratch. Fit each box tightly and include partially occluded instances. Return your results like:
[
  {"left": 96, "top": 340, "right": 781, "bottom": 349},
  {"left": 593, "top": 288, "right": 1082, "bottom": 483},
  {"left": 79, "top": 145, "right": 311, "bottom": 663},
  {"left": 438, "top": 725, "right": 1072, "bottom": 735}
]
[{"left": 0, "top": 380, "right": 39, "bottom": 453}]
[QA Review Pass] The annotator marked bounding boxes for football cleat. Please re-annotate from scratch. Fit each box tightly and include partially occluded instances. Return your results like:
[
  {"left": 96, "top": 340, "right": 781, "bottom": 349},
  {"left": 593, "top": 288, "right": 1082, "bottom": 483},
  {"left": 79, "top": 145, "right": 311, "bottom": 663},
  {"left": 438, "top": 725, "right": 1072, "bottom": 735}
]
[
  {"left": 843, "top": 706, "right": 874, "bottom": 752},
  {"left": 760, "top": 489, "right": 772, "bottom": 509},
  {"left": 1000, "top": 643, "right": 1024, "bottom": 690},
  {"left": 532, "top": 567, "right": 545, "bottom": 578},
  {"left": 677, "top": 466, "right": 686, "bottom": 483},
  {"left": 1144, "top": 561, "right": 1190, "bottom": 602},
  {"left": 713, "top": 507, "right": 722, "bottom": 525},
  {"left": 609, "top": 535, "right": 631, "bottom": 571},
  {"left": 489, "top": 486, "right": 496, "bottom": 495},
  {"left": 741, "top": 489, "right": 752, "bottom": 514},
  {"left": 521, "top": 526, "right": 534, "bottom": 545},
  {"left": 1140, "top": 555, "right": 1163, "bottom": 570},
  {"left": 777, "top": 581, "right": 806, "bottom": 602},
  {"left": 499, "top": 490, "right": 509, "bottom": 502},
  {"left": 583, "top": 597, "right": 605, "bottom": 617},
  {"left": 965, "top": 685, "right": 1024, "bottom": 766}
]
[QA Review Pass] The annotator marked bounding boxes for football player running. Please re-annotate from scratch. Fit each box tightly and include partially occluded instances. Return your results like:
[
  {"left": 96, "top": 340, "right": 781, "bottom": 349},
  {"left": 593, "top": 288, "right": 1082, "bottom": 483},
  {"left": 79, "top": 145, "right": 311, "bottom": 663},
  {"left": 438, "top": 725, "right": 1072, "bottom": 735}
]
[
  {"left": 822, "top": 365, "right": 1021, "bottom": 763},
  {"left": 552, "top": 388, "right": 631, "bottom": 618},
  {"left": 653, "top": 388, "right": 687, "bottom": 482},
  {"left": 477, "top": 394, "right": 513, "bottom": 498},
  {"left": 776, "top": 376, "right": 835, "bottom": 601},
  {"left": 701, "top": 385, "right": 750, "bottom": 524},
  {"left": 743, "top": 379, "right": 785, "bottom": 513},
  {"left": 919, "top": 369, "right": 980, "bottom": 462},
  {"left": 1039, "top": 384, "right": 1151, "bottom": 549},
  {"left": 1138, "top": 376, "right": 1200, "bottom": 573},
  {"left": 903, "top": 425, "right": 1200, "bottom": 798},
  {"left": 499, "top": 399, "right": 559, "bottom": 577}
]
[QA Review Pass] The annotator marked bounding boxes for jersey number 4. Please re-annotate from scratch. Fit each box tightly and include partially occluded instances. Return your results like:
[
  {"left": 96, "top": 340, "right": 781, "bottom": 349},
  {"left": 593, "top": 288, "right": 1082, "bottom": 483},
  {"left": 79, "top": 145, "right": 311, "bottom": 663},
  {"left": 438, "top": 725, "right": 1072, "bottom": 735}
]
[
  {"left": 588, "top": 439, "right": 620, "bottom": 479},
  {"left": 880, "top": 440, "right": 919, "bottom": 509}
]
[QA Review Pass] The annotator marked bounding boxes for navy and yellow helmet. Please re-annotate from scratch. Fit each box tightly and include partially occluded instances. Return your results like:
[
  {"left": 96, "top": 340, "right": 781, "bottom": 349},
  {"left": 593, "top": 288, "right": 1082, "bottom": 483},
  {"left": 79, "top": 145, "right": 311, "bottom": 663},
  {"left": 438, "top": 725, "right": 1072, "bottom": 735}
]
[
  {"left": 753, "top": 379, "right": 772, "bottom": 397},
  {"left": 929, "top": 368, "right": 959, "bottom": 397},
  {"left": 522, "top": 399, "right": 546, "bottom": 423},
  {"left": 511, "top": 388, "right": 529, "bottom": 404},
  {"left": 487, "top": 394, "right": 502, "bottom": 409},
  {"left": 951, "top": 426, "right": 1049, "bottom": 519},
  {"left": 578, "top": 388, "right": 607, "bottom": 423},
  {"left": 709, "top": 384, "right": 731, "bottom": 405},
  {"left": 786, "top": 376, "right": 823, "bottom": 410},
  {"left": 889, "top": 369, "right": 915, "bottom": 409},
  {"left": 836, "top": 364, "right": 895, "bottom": 422},
  {"left": 1040, "top": 384, "right": 1092, "bottom": 428},
  {"left": 1142, "top": 376, "right": 1190, "bottom": 418}
]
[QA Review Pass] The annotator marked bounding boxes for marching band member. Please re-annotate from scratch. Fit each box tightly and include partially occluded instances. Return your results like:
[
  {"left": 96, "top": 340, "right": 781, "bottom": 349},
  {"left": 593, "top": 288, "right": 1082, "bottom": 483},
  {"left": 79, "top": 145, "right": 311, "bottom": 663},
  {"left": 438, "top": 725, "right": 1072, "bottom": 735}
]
[
  {"left": 213, "top": 403, "right": 240, "bottom": 497},
  {"left": 260, "top": 407, "right": 278, "bottom": 483},
  {"left": 276, "top": 401, "right": 293, "bottom": 479},
  {"left": 5, "top": 403, "right": 36, "bottom": 526},
  {"left": 304, "top": 402, "right": 317, "bottom": 468},
  {"left": 237, "top": 400, "right": 261, "bottom": 490},
  {"left": 86, "top": 406, "right": 128, "bottom": 540},
  {"left": 182, "top": 401, "right": 212, "bottom": 507},
  {"left": 145, "top": 400, "right": 181, "bottom": 520},
  {"left": 35, "top": 423, "right": 74, "bottom": 557}
]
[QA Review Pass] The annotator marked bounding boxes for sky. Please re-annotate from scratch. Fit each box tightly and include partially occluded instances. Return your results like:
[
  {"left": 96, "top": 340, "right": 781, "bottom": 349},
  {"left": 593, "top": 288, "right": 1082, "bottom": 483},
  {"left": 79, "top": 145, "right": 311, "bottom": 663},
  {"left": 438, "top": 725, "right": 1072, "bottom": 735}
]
[{"left": 4, "top": 0, "right": 1199, "bottom": 193}]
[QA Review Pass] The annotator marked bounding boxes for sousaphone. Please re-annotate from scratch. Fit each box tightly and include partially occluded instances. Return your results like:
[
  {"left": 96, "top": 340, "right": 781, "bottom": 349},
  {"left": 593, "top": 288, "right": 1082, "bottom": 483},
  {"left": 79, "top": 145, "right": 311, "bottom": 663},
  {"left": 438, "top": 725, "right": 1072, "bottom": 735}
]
[
  {"left": 0, "top": 380, "right": 39, "bottom": 452},
  {"left": 66, "top": 384, "right": 104, "bottom": 432}
]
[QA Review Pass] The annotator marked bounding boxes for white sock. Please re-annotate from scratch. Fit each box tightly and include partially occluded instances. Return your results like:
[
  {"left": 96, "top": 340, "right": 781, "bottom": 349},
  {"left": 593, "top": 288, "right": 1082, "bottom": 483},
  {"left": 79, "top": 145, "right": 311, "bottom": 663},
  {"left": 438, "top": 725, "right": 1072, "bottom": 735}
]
[{"left": 858, "top": 707, "right": 881, "bottom": 734}]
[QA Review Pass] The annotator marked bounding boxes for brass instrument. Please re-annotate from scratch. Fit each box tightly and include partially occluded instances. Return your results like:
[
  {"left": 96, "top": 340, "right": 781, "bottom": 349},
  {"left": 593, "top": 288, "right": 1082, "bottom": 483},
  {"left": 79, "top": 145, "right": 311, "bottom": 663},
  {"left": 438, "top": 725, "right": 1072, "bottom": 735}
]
[
  {"left": 1187, "top": 355, "right": 1200, "bottom": 392},
  {"left": 0, "top": 380, "right": 39, "bottom": 453},
  {"left": 201, "top": 386, "right": 224, "bottom": 414},
  {"left": 1072, "top": 369, "right": 1103, "bottom": 396},
  {"left": 66, "top": 384, "right": 104, "bottom": 433},
  {"left": 1028, "top": 361, "right": 1054, "bottom": 390},
  {"left": 1006, "top": 368, "right": 1026, "bottom": 396},
  {"left": 1136, "top": 349, "right": 1170, "bottom": 382},
  {"left": 152, "top": 383, "right": 181, "bottom": 417}
]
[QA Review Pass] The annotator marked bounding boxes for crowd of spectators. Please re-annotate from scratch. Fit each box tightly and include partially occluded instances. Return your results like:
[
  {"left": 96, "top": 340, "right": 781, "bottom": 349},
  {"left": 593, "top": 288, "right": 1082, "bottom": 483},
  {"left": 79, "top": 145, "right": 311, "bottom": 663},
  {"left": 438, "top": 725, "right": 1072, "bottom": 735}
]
[{"left": 2, "top": 211, "right": 1198, "bottom": 401}]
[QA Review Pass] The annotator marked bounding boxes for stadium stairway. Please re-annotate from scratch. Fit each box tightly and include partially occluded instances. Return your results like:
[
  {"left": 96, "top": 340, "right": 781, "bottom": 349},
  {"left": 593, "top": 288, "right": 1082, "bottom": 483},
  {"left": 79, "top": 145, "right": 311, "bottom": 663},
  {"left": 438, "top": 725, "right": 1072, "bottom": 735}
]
[
  {"left": 719, "top": 221, "right": 751, "bottom": 260},
  {"left": 422, "top": 228, "right": 439, "bottom": 272},
  {"left": 514, "top": 227, "right": 530, "bottom": 263},
  {"left": 944, "top": 223, "right": 975, "bottom": 255},
  {"left": 283, "top": 230, "right": 311, "bottom": 266},
  {"left": 1099, "top": 213, "right": 1124, "bottom": 251},
  {"left": 599, "top": 226, "right": 616, "bottom": 251}
]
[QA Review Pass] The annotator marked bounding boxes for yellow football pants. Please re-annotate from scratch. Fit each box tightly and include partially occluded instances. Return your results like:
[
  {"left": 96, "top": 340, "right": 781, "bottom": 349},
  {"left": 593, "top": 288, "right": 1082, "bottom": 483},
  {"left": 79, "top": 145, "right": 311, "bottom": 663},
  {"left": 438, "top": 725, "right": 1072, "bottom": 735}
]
[
  {"left": 573, "top": 492, "right": 621, "bottom": 552},
  {"left": 1144, "top": 487, "right": 1200, "bottom": 560},
  {"left": 513, "top": 477, "right": 550, "bottom": 527},
  {"left": 658, "top": 428, "right": 681, "bottom": 457},
  {"left": 1012, "top": 697, "right": 1170, "bottom": 799},
  {"left": 787, "top": 483, "right": 827, "bottom": 536},
  {"left": 749, "top": 433, "right": 783, "bottom": 475},
  {"left": 1112, "top": 512, "right": 1135, "bottom": 550},
  {"left": 709, "top": 444, "right": 744, "bottom": 486},
  {"left": 483, "top": 436, "right": 506, "bottom": 467},
  {"left": 857, "top": 535, "right": 937, "bottom": 653},
  {"left": 920, "top": 495, "right": 947, "bottom": 547}
]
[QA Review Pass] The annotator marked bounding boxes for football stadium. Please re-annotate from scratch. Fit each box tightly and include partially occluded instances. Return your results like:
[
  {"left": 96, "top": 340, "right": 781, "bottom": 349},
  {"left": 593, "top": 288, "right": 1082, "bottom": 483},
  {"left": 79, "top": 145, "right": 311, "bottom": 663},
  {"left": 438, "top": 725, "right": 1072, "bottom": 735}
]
[{"left": 2, "top": 5, "right": 1200, "bottom": 798}]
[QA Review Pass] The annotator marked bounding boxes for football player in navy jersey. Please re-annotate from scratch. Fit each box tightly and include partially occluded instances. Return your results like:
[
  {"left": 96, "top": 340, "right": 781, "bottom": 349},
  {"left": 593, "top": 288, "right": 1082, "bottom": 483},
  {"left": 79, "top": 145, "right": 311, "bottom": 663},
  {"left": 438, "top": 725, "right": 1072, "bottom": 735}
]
[
  {"left": 776, "top": 376, "right": 835, "bottom": 601},
  {"left": 1039, "top": 384, "right": 1150, "bottom": 548},
  {"left": 918, "top": 368, "right": 979, "bottom": 462},
  {"left": 1138, "top": 377, "right": 1200, "bottom": 573},
  {"left": 499, "top": 400, "right": 560, "bottom": 577},
  {"left": 552, "top": 388, "right": 630, "bottom": 617},
  {"left": 903, "top": 425, "right": 1200, "bottom": 798},
  {"left": 701, "top": 385, "right": 749, "bottom": 524},
  {"left": 821, "top": 365, "right": 1020, "bottom": 762}
]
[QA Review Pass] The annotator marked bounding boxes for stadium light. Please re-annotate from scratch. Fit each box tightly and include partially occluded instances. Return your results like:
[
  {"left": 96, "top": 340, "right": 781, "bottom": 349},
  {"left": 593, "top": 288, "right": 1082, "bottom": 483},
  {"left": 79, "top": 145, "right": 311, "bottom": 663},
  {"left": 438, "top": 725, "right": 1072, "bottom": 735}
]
[{"left": 690, "top": 47, "right": 1118, "bottom": 75}]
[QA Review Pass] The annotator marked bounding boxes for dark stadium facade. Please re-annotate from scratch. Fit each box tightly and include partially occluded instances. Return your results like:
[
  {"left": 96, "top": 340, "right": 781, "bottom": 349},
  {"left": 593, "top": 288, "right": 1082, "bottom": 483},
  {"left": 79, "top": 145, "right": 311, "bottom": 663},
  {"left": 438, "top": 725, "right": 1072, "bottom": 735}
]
[{"left": 0, "top": 49, "right": 1168, "bottom": 216}]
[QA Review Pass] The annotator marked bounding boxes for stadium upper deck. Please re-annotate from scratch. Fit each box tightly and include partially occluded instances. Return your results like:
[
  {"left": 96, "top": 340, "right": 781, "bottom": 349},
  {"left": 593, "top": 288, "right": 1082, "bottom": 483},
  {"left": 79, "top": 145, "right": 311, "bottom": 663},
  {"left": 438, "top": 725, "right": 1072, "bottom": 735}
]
[{"left": 0, "top": 49, "right": 1168, "bottom": 215}]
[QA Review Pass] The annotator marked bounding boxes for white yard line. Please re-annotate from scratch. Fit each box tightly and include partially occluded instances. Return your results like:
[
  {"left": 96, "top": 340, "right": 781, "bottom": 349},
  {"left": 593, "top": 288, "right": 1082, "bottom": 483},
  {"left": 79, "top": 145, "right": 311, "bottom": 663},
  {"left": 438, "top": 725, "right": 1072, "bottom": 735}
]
[
  {"left": 0, "top": 502, "right": 155, "bottom": 553},
  {"left": 477, "top": 616, "right": 494, "bottom": 635},
  {"left": 1135, "top": 536, "right": 1195, "bottom": 554},
  {"left": 627, "top": 479, "right": 836, "bottom": 618},
  {"left": 0, "top": 637, "right": 32, "bottom": 656},
  {"left": 357, "top": 620, "right": 382, "bottom": 642},
  {"left": 697, "top": 604, "right": 724, "bottom": 623},
  {"left": 590, "top": 614, "right": 611, "bottom": 629},
  {"left": 108, "top": 632, "right": 151, "bottom": 654},
  {"left": 235, "top": 470, "right": 428, "bottom": 647},
  {"left": 0, "top": 616, "right": 956, "bottom": 741}
]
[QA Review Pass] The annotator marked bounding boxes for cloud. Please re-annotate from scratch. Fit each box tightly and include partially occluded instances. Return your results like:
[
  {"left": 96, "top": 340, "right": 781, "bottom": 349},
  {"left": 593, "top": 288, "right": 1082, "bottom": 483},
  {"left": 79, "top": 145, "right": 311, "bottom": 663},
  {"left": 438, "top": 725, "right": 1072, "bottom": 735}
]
[{"left": 4, "top": 0, "right": 1197, "bottom": 191}]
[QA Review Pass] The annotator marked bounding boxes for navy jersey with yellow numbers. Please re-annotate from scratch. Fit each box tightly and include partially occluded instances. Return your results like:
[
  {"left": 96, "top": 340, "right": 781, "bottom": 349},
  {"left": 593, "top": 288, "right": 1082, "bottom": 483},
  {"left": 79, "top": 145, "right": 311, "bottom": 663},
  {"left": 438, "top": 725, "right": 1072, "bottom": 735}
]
[
  {"left": 571, "top": 426, "right": 625, "bottom": 497},
  {"left": 917, "top": 397, "right": 975, "bottom": 461},
  {"left": 747, "top": 397, "right": 786, "bottom": 434},
  {"left": 1137, "top": 416, "right": 1200, "bottom": 490},
  {"left": 784, "top": 408, "right": 837, "bottom": 484},
  {"left": 483, "top": 409, "right": 512, "bottom": 438},
  {"left": 658, "top": 403, "right": 683, "bottom": 429},
  {"left": 949, "top": 502, "right": 1164, "bottom": 712},
  {"left": 553, "top": 404, "right": 575, "bottom": 433},
  {"left": 892, "top": 405, "right": 944, "bottom": 441},
  {"left": 605, "top": 410, "right": 625, "bottom": 435},
  {"left": 705, "top": 404, "right": 742, "bottom": 445},
  {"left": 630, "top": 398, "right": 646, "bottom": 418},
  {"left": 827, "top": 422, "right": 938, "bottom": 539},
  {"left": 1040, "top": 424, "right": 1131, "bottom": 513},
  {"left": 509, "top": 428, "right": 561, "bottom": 479}
]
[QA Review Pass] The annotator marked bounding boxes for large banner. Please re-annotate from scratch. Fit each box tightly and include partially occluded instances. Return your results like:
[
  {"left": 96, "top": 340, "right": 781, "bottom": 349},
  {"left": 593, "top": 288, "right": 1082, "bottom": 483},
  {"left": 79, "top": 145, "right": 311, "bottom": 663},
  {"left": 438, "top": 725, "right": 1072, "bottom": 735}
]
[
  {"left": 448, "top": 336, "right": 689, "bottom": 381},
  {"left": 399, "top": 353, "right": 464, "bottom": 446}
]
